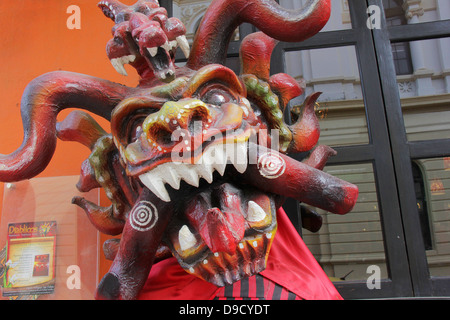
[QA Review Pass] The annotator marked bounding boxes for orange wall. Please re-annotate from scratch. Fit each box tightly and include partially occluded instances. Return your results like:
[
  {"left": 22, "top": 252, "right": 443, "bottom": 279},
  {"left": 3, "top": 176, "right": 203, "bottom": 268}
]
[{"left": 0, "top": 0, "right": 141, "bottom": 285}]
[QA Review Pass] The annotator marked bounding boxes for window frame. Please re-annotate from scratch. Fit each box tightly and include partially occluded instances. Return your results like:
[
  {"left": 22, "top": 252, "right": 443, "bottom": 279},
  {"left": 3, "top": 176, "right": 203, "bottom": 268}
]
[
  {"left": 369, "top": 0, "right": 450, "bottom": 296},
  {"left": 165, "top": 0, "right": 450, "bottom": 298}
]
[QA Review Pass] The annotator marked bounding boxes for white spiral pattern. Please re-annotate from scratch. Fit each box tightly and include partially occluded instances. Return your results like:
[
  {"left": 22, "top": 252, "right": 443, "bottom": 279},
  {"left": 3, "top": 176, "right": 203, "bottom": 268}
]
[
  {"left": 257, "top": 152, "right": 286, "bottom": 179},
  {"left": 129, "top": 201, "right": 158, "bottom": 232}
]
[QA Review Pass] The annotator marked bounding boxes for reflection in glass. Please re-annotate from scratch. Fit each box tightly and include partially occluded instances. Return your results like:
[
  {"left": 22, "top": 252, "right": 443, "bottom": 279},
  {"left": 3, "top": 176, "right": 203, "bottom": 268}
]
[
  {"left": 415, "top": 157, "right": 450, "bottom": 277},
  {"left": 279, "top": 0, "right": 352, "bottom": 32},
  {"left": 0, "top": 176, "right": 100, "bottom": 300},
  {"left": 383, "top": 0, "right": 414, "bottom": 76},
  {"left": 285, "top": 46, "right": 368, "bottom": 147},
  {"left": 302, "top": 163, "right": 388, "bottom": 282},
  {"left": 384, "top": 0, "right": 449, "bottom": 24},
  {"left": 392, "top": 36, "right": 450, "bottom": 141},
  {"left": 412, "top": 161, "right": 433, "bottom": 250},
  {"left": 404, "top": 104, "right": 450, "bottom": 141}
]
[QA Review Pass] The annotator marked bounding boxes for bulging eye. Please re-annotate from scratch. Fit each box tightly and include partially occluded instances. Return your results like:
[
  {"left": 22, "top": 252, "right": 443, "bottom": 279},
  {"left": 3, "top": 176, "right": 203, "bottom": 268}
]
[
  {"left": 126, "top": 117, "right": 146, "bottom": 144},
  {"left": 200, "top": 88, "right": 236, "bottom": 106}
]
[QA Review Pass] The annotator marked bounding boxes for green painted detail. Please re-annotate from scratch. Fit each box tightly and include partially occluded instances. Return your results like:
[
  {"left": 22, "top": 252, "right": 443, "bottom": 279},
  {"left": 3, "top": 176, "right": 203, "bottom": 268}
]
[{"left": 241, "top": 74, "right": 292, "bottom": 152}]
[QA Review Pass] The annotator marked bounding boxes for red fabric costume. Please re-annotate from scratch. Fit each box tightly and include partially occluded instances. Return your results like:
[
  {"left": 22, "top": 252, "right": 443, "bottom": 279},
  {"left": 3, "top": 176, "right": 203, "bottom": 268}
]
[{"left": 137, "top": 208, "right": 342, "bottom": 300}]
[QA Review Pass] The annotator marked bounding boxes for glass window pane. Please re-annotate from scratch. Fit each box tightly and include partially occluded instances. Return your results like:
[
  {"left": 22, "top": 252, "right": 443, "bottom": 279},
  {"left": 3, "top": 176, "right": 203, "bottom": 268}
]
[
  {"left": 414, "top": 157, "right": 450, "bottom": 277},
  {"left": 403, "top": 100, "right": 450, "bottom": 141},
  {"left": 285, "top": 46, "right": 369, "bottom": 147},
  {"left": 279, "top": 0, "right": 352, "bottom": 32},
  {"left": 393, "top": 37, "right": 450, "bottom": 141},
  {"left": 302, "top": 163, "right": 388, "bottom": 282},
  {"left": 383, "top": 0, "right": 449, "bottom": 24},
  {"left": 391, "top": 42, "right": 414, "bottom": 75}
]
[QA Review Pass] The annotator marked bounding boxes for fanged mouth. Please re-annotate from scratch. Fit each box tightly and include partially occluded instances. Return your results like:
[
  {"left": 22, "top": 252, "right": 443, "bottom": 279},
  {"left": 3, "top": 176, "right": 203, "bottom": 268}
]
[
  {"left": 166, "top": 179, "right": 278, "bottom": 287},
  {"left": 147, "top": 45, "right": 176, "bottom": 81},
  {"left": 133, "top": 134, "right": 358, "bottom": 287},
  {"left": 138, "top": 139, "right": 279, "bottom": 286},
  {"left": 146, "top": 36, "right": 190, "bottom": 81},
  {"left": 110, "top": 35, "right": 190, "bottom": 81}
]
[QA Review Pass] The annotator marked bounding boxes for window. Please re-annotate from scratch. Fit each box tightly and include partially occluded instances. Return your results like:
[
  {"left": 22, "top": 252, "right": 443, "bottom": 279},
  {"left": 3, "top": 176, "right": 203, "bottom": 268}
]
[
  {"left": 383, "top": 0, "right": 414, "bottom": 75},
  {"left": 144, "top": 0, "right": 450, "bottom": 298},
  {"left": 270, "top": 0, "right": 450, "bottom": 298}
]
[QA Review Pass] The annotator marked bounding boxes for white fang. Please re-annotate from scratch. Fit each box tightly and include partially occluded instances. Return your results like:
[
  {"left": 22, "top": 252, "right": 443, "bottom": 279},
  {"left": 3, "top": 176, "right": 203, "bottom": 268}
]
[
  {"left": 178, "top": 167, "right": 200, "bottom": 188},
  {"left": 161, "top": 41, "right": 171, "bottom": 52},
  {"left": 164, "top": 166, "right": 181, "bottom": 190},
  {"left": 211, "top": 145, "right": 227, "bottom": 176},
  {"left": 230, "top": 141, "right": 248, "bottom": 173},
  {"left": 195, "top": 162, "right": 214, "bottom": 184},
  {"left": 139, "top": 171, "right": 171, "bottom": 202},
  {"left": 179, "top": 225, "right": 197, "bottom": 252},
  {"left": 176, "top": 35, "right": 190, "bottom": 58},
  {"left": 247, "top": 201, "right": 267, "bottom": 222},
  {"left": 148, "top": 47, "right": 158, "bottom": 57},
  {"left": 110, "top": 55, "right": 136, "bottom": 76}
]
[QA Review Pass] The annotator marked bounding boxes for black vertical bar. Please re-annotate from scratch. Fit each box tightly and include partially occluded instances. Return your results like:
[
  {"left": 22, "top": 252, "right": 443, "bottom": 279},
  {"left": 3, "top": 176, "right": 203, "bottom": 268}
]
[
  {"left": 368, "top": 0, "right": 433, "bottom": 296},
  {"left": 255, "top": 274, "right": 265, "bottom": 299},
  {"left": 224, "top": 283, "right": 235, "bottom": 299},
  {"left": 159, "top": 0, "right": 172, "bottom": 17},
  {"left": 240, "top": 276, "right": 250, "bottom": 298},
  {"left": 345, "top": 0, "right": 414, "bottom": 298},
  {"left": 239, "top": 23, "right": 256, "bottom": 39}
]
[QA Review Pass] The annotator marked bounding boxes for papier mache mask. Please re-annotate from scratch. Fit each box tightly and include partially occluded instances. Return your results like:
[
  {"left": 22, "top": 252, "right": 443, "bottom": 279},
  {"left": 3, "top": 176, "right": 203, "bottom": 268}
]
[{"left": 0, "top": 0, "right": 358, "bottom": 299}]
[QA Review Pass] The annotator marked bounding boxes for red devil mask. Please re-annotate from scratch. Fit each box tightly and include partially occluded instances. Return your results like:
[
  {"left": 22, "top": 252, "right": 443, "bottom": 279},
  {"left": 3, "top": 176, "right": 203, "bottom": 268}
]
[{"left": 0, "top": 0, "right": 358, "bottom": 300}]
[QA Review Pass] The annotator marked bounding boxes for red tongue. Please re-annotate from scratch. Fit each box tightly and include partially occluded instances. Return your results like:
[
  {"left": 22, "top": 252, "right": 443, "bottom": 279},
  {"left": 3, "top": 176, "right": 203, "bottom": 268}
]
[
  {"left": 185, "top": 185, "right": 246, "bottom": 255},
  {"left": 199, "top": 207, "right": 245, "bottom": 255}
]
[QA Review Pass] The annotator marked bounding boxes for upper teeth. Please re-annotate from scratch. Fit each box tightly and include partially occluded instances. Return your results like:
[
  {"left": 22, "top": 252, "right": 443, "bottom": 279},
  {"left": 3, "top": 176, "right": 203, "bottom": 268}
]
[
  {"left": 139, "top": 141, "right": 248, "bottom": 202},
  {"left": 148, "top": 47, "right": 158, "bottom": 57},
  {"left": 110, "top": 55, "right": 136, "bottom": 76},
  {"left": 99, "top": 1, "right": 116, "bottom": 17},
  {"left": 111, "top": 36, "right": 190, "bottom": 77},
  {"left": 157, "top": 68, "right": 175, "bottom": 80},
  {"left": 147, "top": 36, "right": 189, "bottom": 59}
]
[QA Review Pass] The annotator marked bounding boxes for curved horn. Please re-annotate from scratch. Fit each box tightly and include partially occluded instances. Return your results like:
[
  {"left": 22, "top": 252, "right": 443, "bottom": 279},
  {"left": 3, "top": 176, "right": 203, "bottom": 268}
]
[
  {"left": 187, "top": 0, "right": 330, "bottom": 69},
  {"left": 56, "top": 110, "right": 108, "bottom": 150},
  {"left": 98, "top": 0, "right": 128, "bottom": 22},
  {"left": 0, "top": 71, "right": 131, "bottom": 182},
  {"left": 268, "top": 73, "right": 304, "bottom": 111},
  {"left": 240, "top": 32, "right": 279, "bottom": 81},
  {"left": 240, "top": 32, "right": 304, "bottom": 110},
  {"left": 72, "top": 197, "right": 125, "bottom": 236},
  {"left": 287, "top": 92, "right": 321, "bottom": 153},
  {"left": 98, "top": 0, "right": 161, "bottom": 23}
]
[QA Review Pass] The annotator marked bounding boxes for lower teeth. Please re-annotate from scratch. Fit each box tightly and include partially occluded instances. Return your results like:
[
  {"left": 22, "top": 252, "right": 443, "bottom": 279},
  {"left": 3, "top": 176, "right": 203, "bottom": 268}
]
[{"left": 184, "top": 233, "right": 274, "bottom": 287}]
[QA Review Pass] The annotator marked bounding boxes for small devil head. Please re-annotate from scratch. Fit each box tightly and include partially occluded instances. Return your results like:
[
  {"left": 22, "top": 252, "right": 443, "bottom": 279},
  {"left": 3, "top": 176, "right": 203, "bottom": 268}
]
[{"left": 100, "top": 0, "right": 189, "bottom": 82}]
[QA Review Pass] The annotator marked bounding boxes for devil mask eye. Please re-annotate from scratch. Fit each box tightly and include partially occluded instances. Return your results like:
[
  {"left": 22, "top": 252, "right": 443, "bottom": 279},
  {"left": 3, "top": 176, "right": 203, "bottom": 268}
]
[{"left": 198, "top": 86, "right": 237, "bottom": 106}]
